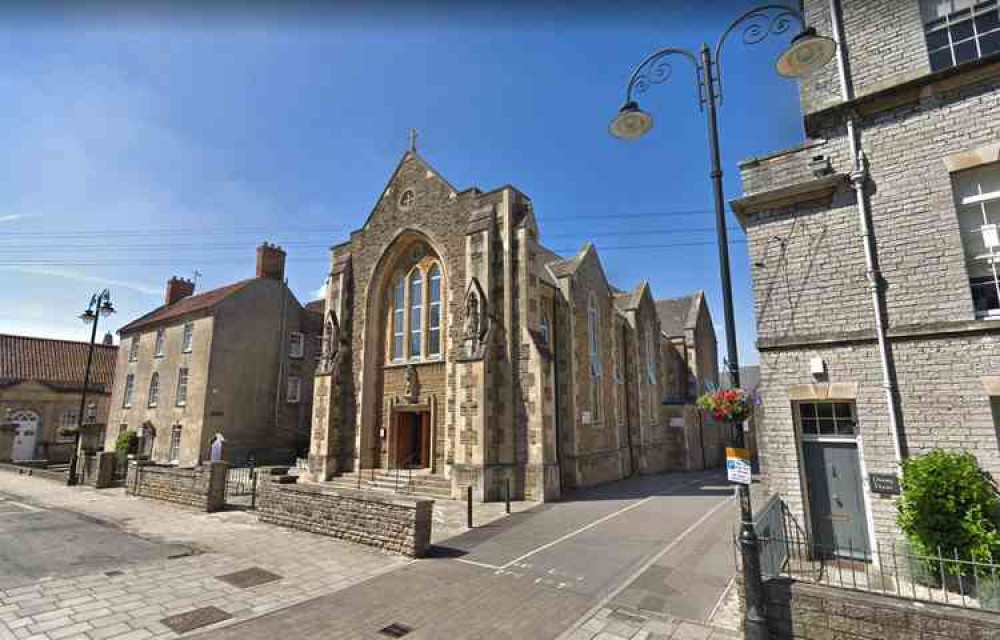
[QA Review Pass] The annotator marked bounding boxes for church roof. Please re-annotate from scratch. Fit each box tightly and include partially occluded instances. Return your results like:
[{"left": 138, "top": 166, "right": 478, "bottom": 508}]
[
  {"left": 0, "top": 334, "right": 117, "bottom": 393},
  {"left": 655, "top": 291, "right": 703, "bottom": 337}
]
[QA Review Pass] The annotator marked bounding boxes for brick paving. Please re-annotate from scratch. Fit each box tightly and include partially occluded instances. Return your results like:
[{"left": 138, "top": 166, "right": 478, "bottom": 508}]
[{"left": 0, "top": 471, "right": 523, "bottom": 639}]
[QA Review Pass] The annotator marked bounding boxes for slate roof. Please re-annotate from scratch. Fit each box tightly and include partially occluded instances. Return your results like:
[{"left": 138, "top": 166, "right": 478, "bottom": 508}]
[
  {"left": 613, "top": 283, "right": 644, "bottom": 312},
  {"left": 655, "top": 292, "right": 701, "bottom": 337},
  {"left": 305, "top": 299, "right": 326, "bottom": 314},
  {"left": 0, "top": 334, "right": 117, "bottom": 393},
  {"left": 118, "top": 279, "right": 253, "bottom": 335}
]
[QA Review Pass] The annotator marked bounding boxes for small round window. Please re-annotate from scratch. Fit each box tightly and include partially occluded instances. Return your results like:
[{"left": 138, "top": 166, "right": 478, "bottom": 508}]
[{"left": 398, "top": 189, "right": 415, "bottom": 209}]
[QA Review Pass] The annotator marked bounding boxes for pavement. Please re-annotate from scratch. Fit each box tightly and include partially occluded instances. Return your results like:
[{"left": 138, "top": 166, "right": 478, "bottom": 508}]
[
  {"left": 0, "top": 467, "right": 742, "bottom": 639},
  {"left": 200, "top": 469, "right": 740, "bottom": 639}
]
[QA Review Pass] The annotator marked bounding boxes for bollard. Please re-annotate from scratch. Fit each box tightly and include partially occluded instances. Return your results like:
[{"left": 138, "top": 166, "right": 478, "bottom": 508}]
[
  {"left": 467, "top": 485, "right": 473, "bottom": 529},
  {"left": 505, "top": 478, "right": 511, "bottom": 514}
]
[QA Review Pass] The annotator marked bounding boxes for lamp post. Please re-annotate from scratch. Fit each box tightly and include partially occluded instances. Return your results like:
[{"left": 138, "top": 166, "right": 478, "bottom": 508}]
[
  {"left": 609, "top": 5, "right": 836, "bottom": 639},
  {"left": 67, "top": 289, "right": 115, "bottom": 486}
]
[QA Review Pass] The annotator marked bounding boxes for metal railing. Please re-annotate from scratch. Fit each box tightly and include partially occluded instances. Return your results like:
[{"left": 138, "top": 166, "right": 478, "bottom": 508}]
[
  {"left": 225, "top": 466, "right": 256, "bottom": 498},
  {"left": 739, "top": 533, "right": 1000, "bottom": 611}
]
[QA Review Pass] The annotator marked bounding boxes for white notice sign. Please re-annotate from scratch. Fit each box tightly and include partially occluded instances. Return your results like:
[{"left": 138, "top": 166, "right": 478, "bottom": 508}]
[{"left": 726, "top": 447, "right": 751, "bottom": 485}]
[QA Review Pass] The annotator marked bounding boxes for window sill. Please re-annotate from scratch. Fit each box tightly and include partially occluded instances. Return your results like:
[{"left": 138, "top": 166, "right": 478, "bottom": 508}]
[
  {"left": 384, "top": 357, "right": 444, "bottom": 369},
  {"left": 289, "top": 354, "right": 304, "bottom": 360},
  {"left": 182, "top": 349, "right": 193, "bottom": 354},
  {"left": 175, "top": 403, "right": 187, "bottom": 408}
]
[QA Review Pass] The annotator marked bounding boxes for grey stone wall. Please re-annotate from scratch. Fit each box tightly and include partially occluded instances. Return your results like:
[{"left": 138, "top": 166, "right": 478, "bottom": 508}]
[
  {"left": 799, "top": 0, "right": 931, "bottom": 115},
  {"left": 761, "top": 577, "right": 1000, "bottom": 640},
  {"left": 738, "top": 6, "right": 1000, "bottom": 560},
  {"left": 256, "top": 476, "right": 432, "bottom": 557},
  {"left": 125, "top": 460, "right": 227, "bottom": 512}
]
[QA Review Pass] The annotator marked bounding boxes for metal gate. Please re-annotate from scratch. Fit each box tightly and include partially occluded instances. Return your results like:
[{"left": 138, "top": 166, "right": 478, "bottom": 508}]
[{"left": 224, "top": 466, "right": 257, "bottom": 509}]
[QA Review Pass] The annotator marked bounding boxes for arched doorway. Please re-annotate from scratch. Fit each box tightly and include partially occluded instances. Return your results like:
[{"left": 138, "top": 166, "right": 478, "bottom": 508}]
[{"left": 10, "top": 410, "right": 40, "bottom": 462}]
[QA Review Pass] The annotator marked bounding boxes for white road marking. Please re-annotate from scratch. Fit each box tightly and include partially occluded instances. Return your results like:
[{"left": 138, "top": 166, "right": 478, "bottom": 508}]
[
  {"left": 707, "top": 575, "right": 736, "bottom": 624},
  {"left": 554, "top": 492, "right": 736, "bottom": 640},
  {"left": 454, "top": 558, "right": 503, "bottom": 570},
  {"left": 500, "top": 474, "right": 718, "bottom": 570}
]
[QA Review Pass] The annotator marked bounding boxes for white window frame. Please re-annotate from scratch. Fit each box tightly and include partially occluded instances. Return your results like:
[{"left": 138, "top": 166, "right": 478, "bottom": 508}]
[
  {"left": 148, "top": 373, "right": 160, "bottom": 408},
  {"left": 289, "top": 331, "right": 305, "bottom": 359},
  {"left": 123, "top": 374, "right": 135, "bottom": 408},
  {"left": 539, "top": 315, "right": 551, "bottom": 346},
  {"left": 796, "top": 400, "right": 858, "bottom": 442},
  {"left": 427, "top": 264, "right": 442, "bottom": 358},
  {"left": 391, "top": 274, "right": 405, "bottom": 361},
  {"left": 154, "top": 328, "right": 166, "bottom": 358},
  {"left": 168, "top": 425, "right": 182, "bottom": 464},
  {"left": 128, "top": 336, "right": 140, "bottom": 362},
  {"left": 287, "top": 376, "right": 302, "bottom": 404},
  {"left": 408, "top": 268, "right": 423, "bottom": 359},
  {"left": 921, "top": 0, "right": 1000, "bottom": 71},
  {"left": 57, "top": 409, "right": 78, "bottom": 442},
  {"left": 181, "top": 322, "right": 194, "bottom": 353},
  {"left": 175, "top": 368, "right": 188, "bottom": 407}
]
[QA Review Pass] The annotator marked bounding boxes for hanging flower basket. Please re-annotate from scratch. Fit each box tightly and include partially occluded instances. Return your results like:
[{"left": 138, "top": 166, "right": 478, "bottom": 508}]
[{"left": 696, "top": 388, "right": 754, "bottom": 424}]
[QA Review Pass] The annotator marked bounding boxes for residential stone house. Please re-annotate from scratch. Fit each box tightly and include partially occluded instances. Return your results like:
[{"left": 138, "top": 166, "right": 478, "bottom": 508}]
[
  {"left": 305, "top": 149, "right": 720, "bottom": 501},
  {"left": 0, "top": 333, "right": 117, "bottom": 463},
  {"left": 732, "top": 0, "right": 1000, "bottom": 555},
  {"left": 103, "top": 244, "right": 322, "bottom": 467}
]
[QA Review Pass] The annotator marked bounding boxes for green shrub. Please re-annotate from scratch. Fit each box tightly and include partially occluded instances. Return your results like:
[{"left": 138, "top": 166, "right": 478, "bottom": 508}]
[
  {"left": 898, "top": 450, "right": 1000, "bottom": 575},
  {"left": 114, "top": 429, "right": 135, "bottom": 459}
]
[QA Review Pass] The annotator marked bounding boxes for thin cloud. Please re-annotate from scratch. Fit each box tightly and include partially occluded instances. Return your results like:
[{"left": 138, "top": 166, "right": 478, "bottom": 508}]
[
  {"left": 0, "top": 214, "right": 35, "bottom": 223},
  {"left": 3, "top": 266, "right": 161, "bottom": 296}
]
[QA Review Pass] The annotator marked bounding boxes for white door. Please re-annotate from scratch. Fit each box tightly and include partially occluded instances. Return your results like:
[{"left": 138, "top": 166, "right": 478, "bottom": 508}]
[{"left": 10, "top": 411, "right": 39, "bottom": 462}]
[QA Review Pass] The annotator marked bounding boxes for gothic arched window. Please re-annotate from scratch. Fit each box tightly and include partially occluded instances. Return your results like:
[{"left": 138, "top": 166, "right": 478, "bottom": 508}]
[
  {"left": 427, "top": 265, "right": 442, "bottom": 356},
  {"left": 391, "top": 274, "right": 405, "bottom": 361},
  {"left": 408, "top": 269, "right": 423, "bottom": 358},
  {"left": 386, "top": 254, "right": 445, "bottom": 363}
]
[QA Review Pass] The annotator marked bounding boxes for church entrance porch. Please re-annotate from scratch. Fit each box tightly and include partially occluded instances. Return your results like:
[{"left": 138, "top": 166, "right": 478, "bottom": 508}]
[{"left": 391, "top": 409, "right": 431, "bottom": 470}]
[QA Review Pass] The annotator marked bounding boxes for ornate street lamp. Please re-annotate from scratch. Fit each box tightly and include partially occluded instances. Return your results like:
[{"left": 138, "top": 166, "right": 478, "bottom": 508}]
[
  {"left": 609, "top": 5, "right": 835, "bottom": 639},
  {"left": 67, "top": 289, "right": 115, "bottom": 486}
]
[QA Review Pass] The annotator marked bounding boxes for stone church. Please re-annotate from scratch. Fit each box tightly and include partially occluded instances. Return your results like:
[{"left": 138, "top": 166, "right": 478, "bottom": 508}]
[{"left": 305, "top": 148, "right": 718, "bottom": 501}]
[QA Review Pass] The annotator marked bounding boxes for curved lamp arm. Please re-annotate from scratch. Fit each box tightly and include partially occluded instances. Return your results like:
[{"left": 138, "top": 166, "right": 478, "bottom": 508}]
[
  {"left": 713, "top": 4, "right": 805, "bottom": 104},
  {"left": 622, "top": 46, "right": 703, "bottom": 110}
]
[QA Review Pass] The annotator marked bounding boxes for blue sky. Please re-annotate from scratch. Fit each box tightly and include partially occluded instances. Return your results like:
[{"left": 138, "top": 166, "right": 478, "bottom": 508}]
[{"left": 0, "top": 1, "right": 809, "bottom": 366}]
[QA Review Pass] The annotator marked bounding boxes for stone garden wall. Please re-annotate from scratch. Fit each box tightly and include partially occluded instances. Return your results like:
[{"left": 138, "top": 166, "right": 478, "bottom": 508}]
[
  {"left": 256, "top": 475, "right": 433, "bottom": 557},
  {"left": 762, "top": 577, "right": 1000, "bottom": 639},
  {"left": 125, "top": 460, "right": 227, "bottom": 512}
]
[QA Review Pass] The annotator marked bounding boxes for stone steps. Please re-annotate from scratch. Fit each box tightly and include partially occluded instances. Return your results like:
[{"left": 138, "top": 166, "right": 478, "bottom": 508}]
[{"left": 326, "top": 472, "right": 454, "bottom": 500}]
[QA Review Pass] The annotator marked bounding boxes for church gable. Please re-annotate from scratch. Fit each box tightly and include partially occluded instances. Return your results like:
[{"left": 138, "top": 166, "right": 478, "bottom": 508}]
[{"left": 361, "top": 151, "right": 461, "bottom": 233}]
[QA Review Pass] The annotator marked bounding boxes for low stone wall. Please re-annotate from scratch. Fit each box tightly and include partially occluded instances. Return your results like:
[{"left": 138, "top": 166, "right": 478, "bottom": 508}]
[
  {"left": 126, "top": 460, "right": 227, "bottom": 512},
  {"left": 762, "top": 577, "right": 1000, "bottom": 639},
  {"left": 256, "top": 475, "right": 433, "bottom": 557}
]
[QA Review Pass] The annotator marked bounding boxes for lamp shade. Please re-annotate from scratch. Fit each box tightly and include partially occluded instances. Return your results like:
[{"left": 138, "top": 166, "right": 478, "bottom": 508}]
[
  {"left": 99, "top": 300, "right": 115, "bottom": 317},
  {"left": 79, "top": 309, "right": 96, "bottom": 324},
  {"left": 775, "top": 28, "right": 837, "bottom": 78},
  {"left": 609, "top": 101, "right": 653, "bottom": 140}
]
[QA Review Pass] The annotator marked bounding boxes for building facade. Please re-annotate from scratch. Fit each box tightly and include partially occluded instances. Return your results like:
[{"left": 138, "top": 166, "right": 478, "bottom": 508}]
[
  {"left": 0, "top": 334, "right": 117, "bottom": 463},
  {"left": 733, "top": 0, "right": 1000, "bottom": 555},
  {"left": 103, "top": 244, "right": 322, "bottom": 467},
  {"left": 305, "top": 150, "right": 721, "bottom": 501}
]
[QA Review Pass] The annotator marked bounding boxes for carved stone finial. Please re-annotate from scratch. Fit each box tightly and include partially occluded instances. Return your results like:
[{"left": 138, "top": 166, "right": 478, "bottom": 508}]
[{"left": 409, "top": 128, "right": 418, "bottom": 152}]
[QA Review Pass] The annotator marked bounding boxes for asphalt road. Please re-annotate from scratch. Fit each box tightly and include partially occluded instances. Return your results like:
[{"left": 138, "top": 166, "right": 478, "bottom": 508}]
[
  {"left": 201, "top": 469, "right": 736, "bottom": 639},
  {"left": 0, "top": 491, "right": 191, "bottom": 589}
]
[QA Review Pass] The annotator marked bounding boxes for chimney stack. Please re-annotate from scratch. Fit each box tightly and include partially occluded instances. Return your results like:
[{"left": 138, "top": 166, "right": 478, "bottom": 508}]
[
  {"left": 256, "top": 242, "right": 286, "bottom": 281},
  {"left": 165, "top": 276, "right": 195, "bottom": 305}
]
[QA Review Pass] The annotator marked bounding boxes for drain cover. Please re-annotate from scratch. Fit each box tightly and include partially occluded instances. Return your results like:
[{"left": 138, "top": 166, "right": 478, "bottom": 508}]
[
  {"left": 160, "top": 606, "right": 232, "bottom": 634},
  {"left": 104, "top": 570, "right": 124, "bottom": 577},
  {"left": 379, "top": 623, "right": 413, "bottom": 637},
  {"left": 216, "top": 567, "right": 282, "bottom": 589}
]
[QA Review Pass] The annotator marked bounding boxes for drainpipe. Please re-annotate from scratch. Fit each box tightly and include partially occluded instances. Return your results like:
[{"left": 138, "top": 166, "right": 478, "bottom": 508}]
[{"left": 828, "top": 0, "right": 905, "bottom": 472}]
